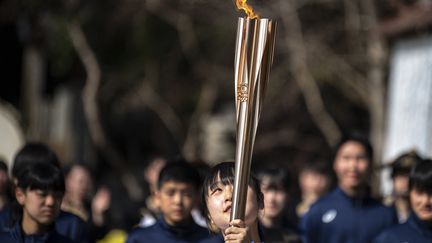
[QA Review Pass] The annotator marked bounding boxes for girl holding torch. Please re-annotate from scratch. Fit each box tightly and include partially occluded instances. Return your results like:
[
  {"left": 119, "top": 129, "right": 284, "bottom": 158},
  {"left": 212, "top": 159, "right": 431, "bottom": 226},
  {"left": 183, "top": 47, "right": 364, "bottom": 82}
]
[{"left": 201, "top": 162, "right": 264, "bottom": 243}]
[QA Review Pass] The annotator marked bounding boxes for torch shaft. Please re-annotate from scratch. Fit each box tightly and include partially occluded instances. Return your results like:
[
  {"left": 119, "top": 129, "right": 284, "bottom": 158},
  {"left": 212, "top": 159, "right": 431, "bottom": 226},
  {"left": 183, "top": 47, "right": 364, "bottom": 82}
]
[
  {"left": 231, "top": 102, "right": 251, "bottom": 220},
  {"left": 231, "top": 17, "right": 276, "bottom": 221}
]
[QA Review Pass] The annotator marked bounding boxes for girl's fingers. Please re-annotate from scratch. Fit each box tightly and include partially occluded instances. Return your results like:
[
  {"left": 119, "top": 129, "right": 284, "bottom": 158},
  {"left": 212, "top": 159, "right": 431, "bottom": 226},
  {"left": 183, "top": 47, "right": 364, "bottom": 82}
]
[
  {"left": 225, "top": 225, "right": 249, "bottom": 234},
  {"left": 224, "top": 227, "right": 248, "bottom": 242},
  {"left": 229, "top": 219, "right": 246, "bottom": 227},
  {"left": 224, "top": 233, "right": 244, "bottom": 243},
  {"left": 224, "top": 220, "right": 249, "bottom": 243}
]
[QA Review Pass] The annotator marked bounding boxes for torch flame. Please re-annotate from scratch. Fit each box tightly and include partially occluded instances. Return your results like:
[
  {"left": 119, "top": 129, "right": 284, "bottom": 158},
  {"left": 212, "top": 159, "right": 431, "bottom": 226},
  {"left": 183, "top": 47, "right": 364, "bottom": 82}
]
[{"left": 234, "top": 0, "right": 259, "bottom": 19}]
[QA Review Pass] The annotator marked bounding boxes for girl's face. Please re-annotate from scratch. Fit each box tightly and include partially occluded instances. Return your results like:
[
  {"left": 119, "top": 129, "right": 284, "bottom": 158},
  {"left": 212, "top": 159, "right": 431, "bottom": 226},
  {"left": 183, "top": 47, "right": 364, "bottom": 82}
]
[
  {"left": 66, "top": 166, "right": 92, "bottom": 200},
  {"left": 260, "top": 176, "right": 287, "bottom": 218},
  {"left": 333, "top": 141, "right": 370, "bottom": 191},
  {"left": 206, "top": 174, "right": 260, "bottom": 231},
  {"left": 410, "top": 188, "right": 432, "bottom": 222},
  {"left": 16, "top": 188, "right": 63, "bottom": 226}
]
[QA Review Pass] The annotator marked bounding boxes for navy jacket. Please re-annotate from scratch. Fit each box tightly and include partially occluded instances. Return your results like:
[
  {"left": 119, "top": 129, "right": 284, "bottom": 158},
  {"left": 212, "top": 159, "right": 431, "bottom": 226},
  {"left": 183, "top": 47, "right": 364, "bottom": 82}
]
[
  {"left": 0, "top": 206, "right": 89, "bottom": 243},
  {"left": 0, "top": 221, "right": 75, "bottom": 243},
  {"left": 373, "top": 214, "right": 432, "bottom": 243},
  {"left": 126, "top": 216, "right": 220, "bottom": 243},
  {"left": 300, "top": 187, "right": 398, "bottom": 243}
]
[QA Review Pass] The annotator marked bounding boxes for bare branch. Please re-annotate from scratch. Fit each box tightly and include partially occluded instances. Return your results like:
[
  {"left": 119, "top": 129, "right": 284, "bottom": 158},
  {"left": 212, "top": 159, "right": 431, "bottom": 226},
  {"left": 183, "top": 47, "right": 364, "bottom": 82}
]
[
  {"left": 307, "top": 39, "right": 370, "bottom": 107},
  {"left": 343, "top": 0, "right": 362, "bottom": 52},
  {"left": 68, "top": 21, "right": 143, "bottom": 201},
  {"left": 67, "top": 22, "right": 104, "bottom": 146},
  {"left": 361, "top": 0, "right": 387, "bottom": 167},
  {"left": 277, "top": 0, "right": 342, "bottom": 147},
  {"left": 143, "top": 1, "right": 222, "bottom": 159},
  {"left": 117, "top": 79, "right": 185, "bottom": 147}
]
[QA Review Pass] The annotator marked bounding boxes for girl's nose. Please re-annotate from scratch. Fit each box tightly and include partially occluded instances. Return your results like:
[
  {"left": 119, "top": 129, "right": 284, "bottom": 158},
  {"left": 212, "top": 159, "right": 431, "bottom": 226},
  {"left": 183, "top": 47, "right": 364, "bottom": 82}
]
[
  {"left": 173, "top": 192, "right": 182, "bottom": 204},
  {"left": 45, "top": 194, "right": 56, "bottom": 206},
  {"left": 224, "top": 185, "right": 233, "bottom": 201}
]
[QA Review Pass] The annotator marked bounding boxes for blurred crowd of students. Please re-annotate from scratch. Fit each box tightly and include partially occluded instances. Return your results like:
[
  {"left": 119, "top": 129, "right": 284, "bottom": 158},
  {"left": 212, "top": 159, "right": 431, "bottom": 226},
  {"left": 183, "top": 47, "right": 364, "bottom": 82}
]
[{"left": 0, "top": 132, "right": 431, "bottom": 242}]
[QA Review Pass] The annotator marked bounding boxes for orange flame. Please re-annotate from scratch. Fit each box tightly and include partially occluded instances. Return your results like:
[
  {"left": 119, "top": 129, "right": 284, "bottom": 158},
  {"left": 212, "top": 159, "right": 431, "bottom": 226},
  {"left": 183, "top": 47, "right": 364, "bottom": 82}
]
[{"left": 234, "top": 0, "right": 259, "bottom": 19}]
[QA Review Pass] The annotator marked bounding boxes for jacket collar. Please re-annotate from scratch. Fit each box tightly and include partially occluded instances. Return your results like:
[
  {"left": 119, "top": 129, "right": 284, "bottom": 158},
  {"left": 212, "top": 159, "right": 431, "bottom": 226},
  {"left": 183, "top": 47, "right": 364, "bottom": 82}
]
[
  {"left": 10, "top": 220, "right": 54, "bottom": 243},
  {"left": 334, "top": 186, "right": 373, "bottom": 206},
  {"left": 157, "top": 215, "right": 200, "bottom": 238},
  {"left": 408, "top": 213, "right": 432, "bottom": 238}
]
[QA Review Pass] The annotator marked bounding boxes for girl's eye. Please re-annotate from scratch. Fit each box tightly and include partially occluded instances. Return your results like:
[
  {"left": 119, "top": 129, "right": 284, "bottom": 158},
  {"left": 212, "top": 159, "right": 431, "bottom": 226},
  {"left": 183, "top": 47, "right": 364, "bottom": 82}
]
[
  {"left": 211, "top": 188, "right": 222, "bottom": 195},
  {"left": 36, "top": 191, "right": 47, "bottom": 197}
]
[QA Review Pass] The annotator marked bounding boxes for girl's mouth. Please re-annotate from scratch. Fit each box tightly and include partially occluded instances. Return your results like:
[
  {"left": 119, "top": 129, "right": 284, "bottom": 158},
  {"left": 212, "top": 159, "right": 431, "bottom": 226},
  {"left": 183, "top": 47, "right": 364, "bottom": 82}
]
[{"left": 223, "top": 205, "right": 232, "bottom": 213}]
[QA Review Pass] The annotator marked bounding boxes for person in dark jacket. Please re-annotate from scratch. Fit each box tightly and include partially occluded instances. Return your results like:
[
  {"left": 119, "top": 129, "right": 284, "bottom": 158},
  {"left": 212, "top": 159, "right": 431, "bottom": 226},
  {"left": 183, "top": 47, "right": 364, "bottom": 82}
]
[
  {"left": 383, "top": 150, "right": 422, "bottom": 223},
  {"left": 126, "top": 159, "right": 219, "bottom": 243},
  {"left": 0, "top": 162, "right": 74, "bottom": 243},
  {"left": 300, "top": 133, "right": 398, "bottom": 243},
  {"left": 373, "top": 159, "right": 432, "bottom": 243},
  {"left": 0, "top": 142, "right": 88, "bottom": 243}
]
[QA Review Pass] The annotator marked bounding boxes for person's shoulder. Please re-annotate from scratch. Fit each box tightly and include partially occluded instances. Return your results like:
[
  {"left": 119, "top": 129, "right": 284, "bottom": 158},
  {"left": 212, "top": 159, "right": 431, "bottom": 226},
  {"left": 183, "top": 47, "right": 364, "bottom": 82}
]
[
  {"left": 57, "top": 210, "right": 85, "bottom": 223},
  {"left": 193, "top": 223, "right": 213, "bottom": 234},
  {"left": 190, "top": 224, "right": 217, "bottom": 241},
  {"left": 366, "top": 199, "right": 398, "bottom": 218},
  {"left": 0, "top": 229, "right": 11, "bottom": 237},
  {"left": 315, "top": 188, "right": 341, "bottom": 205},
  {"left": 128, "top": 225, "right": 154, "bottom": 235},
  {"left": 0, "top": 206, "right": 12, "bottom": 230},
  {"left": 56, "top": 210, "right": 88, "bottom": 229},
  {"left": 55, "top": 210, "right": 87, "bottom": 226},
  {"left": 126, "top": 225, "right": 158, "bottom": 241},
  {"left": 50, "top": 231, "right": 77, "bottom": 243},
  {"left": 0, "top": 228, "right": 15, "bottom": 243},
  {"left": 375, "top": 214, "right": 432, "bottom": 243},
  {"left": 372, "top": 223, "right": 409, "bottom": 243},
  {"left": 198, "top": 233, "right": 223, "bottom": 243},
  {"left": 55, "top": 210, "right": 89, "bottom": 243},
  {"left": 305, "top": 190, "right": 337, "bottom": 215}
]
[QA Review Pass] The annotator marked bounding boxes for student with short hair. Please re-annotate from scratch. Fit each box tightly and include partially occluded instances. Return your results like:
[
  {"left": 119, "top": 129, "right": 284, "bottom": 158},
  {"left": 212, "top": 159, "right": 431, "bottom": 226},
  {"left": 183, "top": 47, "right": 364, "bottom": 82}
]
[
  {"left": 287, "top": 161, "right": 332, "bottom": 227},
  {"left": 383, "top": 150, "right": 422, "bottom": 223},
  {"left": 126, "top": 159, "right": 218, "bottom": 243},
  {"left": 300, "top": 133, "right": 398, "bottom": 243},
  {"left": 0, "top": 162, "right": 74, "bottom": 242},
  {"left": 257, "top": 167, "right": 301, "bottom": 242},
  {"left": 0, "top": 142, "right": 89, "bottom": 243},
  {"left": 373, "top": 159, "right": 432, "bottom": 243},
  {"left": 201, "top": 161, "right": 264, "bottom": 243}
]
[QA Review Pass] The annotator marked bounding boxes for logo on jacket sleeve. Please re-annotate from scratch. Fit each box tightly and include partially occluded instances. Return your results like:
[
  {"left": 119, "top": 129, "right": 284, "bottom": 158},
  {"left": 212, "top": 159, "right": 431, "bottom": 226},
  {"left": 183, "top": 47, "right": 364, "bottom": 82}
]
[{"left": 322, "top": 209, "right": 337, "bottom": 223}]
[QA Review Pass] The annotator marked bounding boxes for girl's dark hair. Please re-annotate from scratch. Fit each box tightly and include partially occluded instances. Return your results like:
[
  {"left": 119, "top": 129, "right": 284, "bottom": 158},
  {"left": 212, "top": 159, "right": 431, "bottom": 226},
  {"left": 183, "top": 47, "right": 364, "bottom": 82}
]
[
  {"left": 12, "top": 142, "right": 60, "bottom": 179},
  {"left": 257, "top": 167, "right": 290, "bottom": 191},
  {"left": 17, "top": 162, "right": 65, "bottom": 193},
  {"left": 63, "top": 163, "right": 92, "bottom": 178},
  {"left": 333, "top": 133, "right": 373, "bottom": 162},
  {"left": 201, "top": 162, "right": 263, "bottom": 229},
  {"left": 409, "top": 159, "right": 432, "bottom": 194},
  {"left": 157, "top": 158, "right": 201, "bottom": 191},
  {"left": 12, "top": 162, "right": 65, "bottom": 226}
]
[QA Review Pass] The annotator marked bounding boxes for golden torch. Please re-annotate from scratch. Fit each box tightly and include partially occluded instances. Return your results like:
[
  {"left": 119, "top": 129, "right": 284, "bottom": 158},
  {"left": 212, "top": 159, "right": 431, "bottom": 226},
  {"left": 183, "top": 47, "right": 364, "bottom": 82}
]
[{"left": 231, "top": 1, "right": 277, "bottom": 221}]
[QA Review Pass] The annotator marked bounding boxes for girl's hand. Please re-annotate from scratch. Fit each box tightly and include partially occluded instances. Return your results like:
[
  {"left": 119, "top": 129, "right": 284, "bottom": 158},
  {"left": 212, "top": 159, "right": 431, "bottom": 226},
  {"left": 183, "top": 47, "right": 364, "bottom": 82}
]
[
  {"left": 91, "top": 186, "right": 111, "bottom": 226},
  {"left": 223, "top": 219, "right": 250, "bottom": 243}
]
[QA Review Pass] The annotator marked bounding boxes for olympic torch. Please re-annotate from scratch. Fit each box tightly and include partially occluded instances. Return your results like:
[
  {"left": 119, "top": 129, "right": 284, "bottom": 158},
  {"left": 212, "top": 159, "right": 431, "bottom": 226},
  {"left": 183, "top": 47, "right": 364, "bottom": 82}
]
[{"left": 230, "top": 10, "right": 277, "bottom": 221}]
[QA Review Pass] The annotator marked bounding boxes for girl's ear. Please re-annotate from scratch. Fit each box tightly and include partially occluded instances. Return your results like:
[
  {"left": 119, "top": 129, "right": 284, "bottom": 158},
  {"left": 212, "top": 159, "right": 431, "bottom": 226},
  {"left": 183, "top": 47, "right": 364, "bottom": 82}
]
[{"left": 15, "top": 188, "right": 26, "bottom": 206}]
